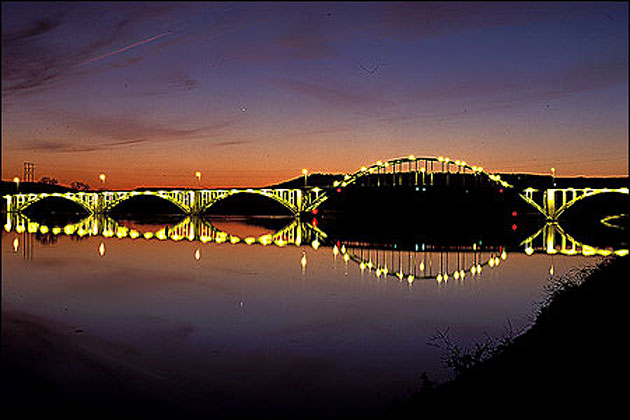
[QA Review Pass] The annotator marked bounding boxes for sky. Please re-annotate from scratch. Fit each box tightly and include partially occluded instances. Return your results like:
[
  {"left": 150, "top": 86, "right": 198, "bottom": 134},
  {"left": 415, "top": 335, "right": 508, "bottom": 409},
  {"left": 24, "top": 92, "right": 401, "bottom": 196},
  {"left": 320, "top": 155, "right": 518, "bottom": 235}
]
[{"left": 2, "top": 2, "right": 628, "bottom": 189}]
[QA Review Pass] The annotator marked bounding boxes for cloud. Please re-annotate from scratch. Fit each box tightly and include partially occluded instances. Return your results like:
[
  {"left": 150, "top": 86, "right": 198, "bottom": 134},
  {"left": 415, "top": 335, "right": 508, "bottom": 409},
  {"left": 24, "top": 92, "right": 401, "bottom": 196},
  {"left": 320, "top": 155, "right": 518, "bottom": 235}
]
[
  {"left": 1, "top": 3, "right": 186, "bottom": 99},
  {"left": 15, "top": 139, "right": 148, "bottom": 153},
  {"left": 10, "top": 113, "right": 239, "bottom": 153}
]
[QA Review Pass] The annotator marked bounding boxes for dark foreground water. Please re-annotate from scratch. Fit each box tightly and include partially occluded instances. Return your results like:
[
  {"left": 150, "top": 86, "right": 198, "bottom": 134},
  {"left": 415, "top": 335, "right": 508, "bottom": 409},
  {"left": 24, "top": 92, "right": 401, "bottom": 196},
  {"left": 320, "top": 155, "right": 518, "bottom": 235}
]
[{"left": 2, "top": 214, "right": 619, "bottom": 418}]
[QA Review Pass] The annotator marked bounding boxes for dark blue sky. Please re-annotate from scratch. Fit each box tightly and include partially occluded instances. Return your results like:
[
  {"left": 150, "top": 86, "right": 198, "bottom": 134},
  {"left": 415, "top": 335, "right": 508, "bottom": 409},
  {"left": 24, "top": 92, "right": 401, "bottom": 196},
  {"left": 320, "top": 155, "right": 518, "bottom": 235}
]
[{"left": 2, "top": 2, "right": 627, "bottom": 188}]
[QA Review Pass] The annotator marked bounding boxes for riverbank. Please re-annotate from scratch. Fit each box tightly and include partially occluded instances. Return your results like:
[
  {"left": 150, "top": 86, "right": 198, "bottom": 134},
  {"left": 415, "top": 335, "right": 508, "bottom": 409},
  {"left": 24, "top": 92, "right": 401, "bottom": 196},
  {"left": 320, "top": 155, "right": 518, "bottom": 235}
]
[{"left": 388, "top": 255, "right": 628, "bottom": 417}]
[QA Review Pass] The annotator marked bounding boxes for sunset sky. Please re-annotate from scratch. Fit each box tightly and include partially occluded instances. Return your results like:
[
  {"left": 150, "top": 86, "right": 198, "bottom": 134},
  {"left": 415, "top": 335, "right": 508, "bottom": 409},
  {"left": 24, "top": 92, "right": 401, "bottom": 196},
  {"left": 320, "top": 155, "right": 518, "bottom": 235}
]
[{"left": 2, "top": 2, "right": 628, "bottom": 189}]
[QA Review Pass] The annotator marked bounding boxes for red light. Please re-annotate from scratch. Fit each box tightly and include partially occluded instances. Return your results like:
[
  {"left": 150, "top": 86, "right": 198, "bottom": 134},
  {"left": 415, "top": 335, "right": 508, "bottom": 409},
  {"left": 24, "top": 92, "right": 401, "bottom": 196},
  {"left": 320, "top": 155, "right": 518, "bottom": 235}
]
[
  {"left": 336, "top": 188, "right": 342, "bottom": 193},
  {"left": 312, "top": 209, "right": 318, "bottom": 215},
  {"left": 512, "top": 211, "right": 517, "bottom": 217},
  {"left": 499, "top": 189, "right": 503, "bottom": 194},
  {"left": 312, "top": 218, "right": 318, "bottom": 227},
  {"left": 512, "top": 224, "right": 517, "bottom": 231}
]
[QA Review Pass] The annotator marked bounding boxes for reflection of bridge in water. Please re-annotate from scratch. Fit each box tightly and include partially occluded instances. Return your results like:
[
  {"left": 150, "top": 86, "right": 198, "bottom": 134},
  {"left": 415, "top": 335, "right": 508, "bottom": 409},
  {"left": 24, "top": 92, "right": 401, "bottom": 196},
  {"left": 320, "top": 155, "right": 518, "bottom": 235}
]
[
  {"left": 6, "top": 155, "right": 627, "bottom": 220},
  {"left": 4, "top": 213, "right": 326, "bottom": 249},
  {"left": 5, "top": 212, "right": 626, "bottom": 283}
]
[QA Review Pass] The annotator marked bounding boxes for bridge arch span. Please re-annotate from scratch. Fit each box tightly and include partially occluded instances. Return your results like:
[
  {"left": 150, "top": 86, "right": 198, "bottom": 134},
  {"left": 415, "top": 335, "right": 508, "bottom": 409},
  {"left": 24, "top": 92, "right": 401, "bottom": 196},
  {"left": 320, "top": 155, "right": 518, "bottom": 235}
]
[
  {"left": 102, "top": 191, "right": 191, "bottom": 214},
  {"left": 196, "top": 189, "right": 301, "bottom": 216},
  {"left": 100, "top": 190, "right": 193, "bottom": 214},
  {"left": 304, "top": 155, "right": 512, "bottom": 211},
  {"left": 551, "top": 188, "right": 629, "bottom": 220},
  {"left": 6, "top": 192, "right": 95, "bottom": 214}
]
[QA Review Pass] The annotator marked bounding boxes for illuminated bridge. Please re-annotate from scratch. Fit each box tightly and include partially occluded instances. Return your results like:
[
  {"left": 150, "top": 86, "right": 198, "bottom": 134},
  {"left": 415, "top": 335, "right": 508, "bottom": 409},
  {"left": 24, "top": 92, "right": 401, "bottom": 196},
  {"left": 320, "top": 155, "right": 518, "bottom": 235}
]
[{"left": 4, "top": 156, "right": 628, "bottom": 219}]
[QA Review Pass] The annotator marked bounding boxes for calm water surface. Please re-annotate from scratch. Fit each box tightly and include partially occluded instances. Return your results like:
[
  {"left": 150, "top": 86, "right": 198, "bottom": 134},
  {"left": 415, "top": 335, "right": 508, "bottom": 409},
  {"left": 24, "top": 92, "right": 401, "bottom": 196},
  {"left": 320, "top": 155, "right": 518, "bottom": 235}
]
[{"left": 2, "top": 217, "right": 599, "bottom": 418}]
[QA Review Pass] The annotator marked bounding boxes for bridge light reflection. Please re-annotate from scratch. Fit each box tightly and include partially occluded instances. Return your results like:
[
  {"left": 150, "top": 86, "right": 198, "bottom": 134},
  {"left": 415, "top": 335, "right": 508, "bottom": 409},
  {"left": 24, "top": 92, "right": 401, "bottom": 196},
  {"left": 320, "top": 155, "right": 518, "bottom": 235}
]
[
  {"left": 99, "top": 242, "right": 105, "bottom": 257},
  {"left": 301, "top": 251, "right": 307, "bottom": 270},
  {"left": 13, "top": 237, "right": 19, "bottom": 252},
  {"left": 195, "top": 248, "right": 201, "bottom": 260}
]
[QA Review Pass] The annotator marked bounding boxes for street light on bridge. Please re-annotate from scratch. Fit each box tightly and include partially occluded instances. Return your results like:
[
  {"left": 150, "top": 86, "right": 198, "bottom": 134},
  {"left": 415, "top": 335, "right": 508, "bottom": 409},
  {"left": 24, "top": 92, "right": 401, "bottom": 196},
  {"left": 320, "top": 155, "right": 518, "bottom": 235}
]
[
  {"left": 195, "top": 171, "right": 202, "bottom": 187},
  {"left": 99, "top": 173, "right": 106, "bottom": 187},
  {"left": 551, "top": 168, "right": 556, "bottom": 187},
  {"left": 302, "top": 169, "right": 308, "bottom": 188},
  {"left": 13, "top": 177, "right": 20, "bottom": 193}
]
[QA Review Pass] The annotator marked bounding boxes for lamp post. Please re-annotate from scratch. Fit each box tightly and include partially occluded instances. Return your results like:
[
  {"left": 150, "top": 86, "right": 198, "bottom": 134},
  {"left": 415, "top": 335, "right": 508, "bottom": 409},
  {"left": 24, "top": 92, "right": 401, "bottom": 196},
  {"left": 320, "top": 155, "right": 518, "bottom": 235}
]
[
  {"left": 195, "top": 171, "right": 202, "bottom": 188},
  {"left": 551, "top": 167, "right": 556, "bottom": 187},
  {"left": 99, "top": 173, "right": 106, "bottom": 190},
  {"left": 302, "top": 169, "right": 308, "bottom": 188}
]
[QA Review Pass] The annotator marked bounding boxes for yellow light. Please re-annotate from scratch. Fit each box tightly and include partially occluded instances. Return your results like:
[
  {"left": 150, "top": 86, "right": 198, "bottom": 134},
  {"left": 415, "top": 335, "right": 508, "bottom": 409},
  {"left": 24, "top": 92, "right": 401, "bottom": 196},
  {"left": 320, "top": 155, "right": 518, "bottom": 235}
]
[
  {"left": 444, "top": 273, "right": 448, "bottom": 280},
  {"left": 360, "top": 262, "right": 366, "bottom": 270},
  {"left": 39, "top": 225, "right": 49, "bottom": 234},
  {"left": 99, "top": 173, "right": 106, "bottom": 183},
  {"left": 244, "top": 237, "right": 256, "bottom": 245},
  {"left": 489, "top": 258, "right": 495, "bottom": 267},
  {"left": 230, "top": 236, "right": 240, "bottom": 244},
  {"left": 64, "top": 225, "right": 75, "bottom": 235},
  {"left": 302, "top": 169, "right": 308, "bottom": 175},
  {"left": 360, "top": 166, "right": 367, "bottom": 172},
  {"left": 437, "top": 274, "right": 443, "bottom": 283},
  {"left": 408, "top": 155, "right": 415, "bottom": 160},
  {"left": 407, "top": 275, "right": 414, "bottom": 284},
  {"left": 143, "top": 232, "right": 154, "bottom": 239},
  {"left": 333, "top": 245, "right": 339, "bottom": 256},
  {"left": 438, "top": 156, "right": 444, "bottom": 162},
  {"left": 13, "top": 238, "right": 19, "bottom": 252},
  {"left": 52, "top": 227, "right": 61, "bottom": 235},
  {"left": 301, "top": 252, "right": 307, "bottom": 268},
  {"left": 340, "top": 245, "right": 346, "bottom": 254},
  {"left": 460, "top": 270, "right": 465, "bottom": 279},
  {"left": 525, "top": 247, "right": 534, "bottom": 255},
  {"left": 195, "top": 171, "right": 202, "bottom": 180},
  {"left": 501, "top": 250, "right": 507, "bottom": 260},
  {"left": 454, "top": 271, "right": 460, "bottom": 280},
  {"left": 195, "top": 249, "right": 201, "bottom": 260},
  {"left": 420, "top": 167, "right": 425, "bottom": 173},
  {"left": 614, "top": 249, "right": 629, "bottom": 256},
  {"left": 377, "top": 160, "right": 383, "bottom": 166},
  {"left": 419, "top": 261, "right": 424, "bottom": 271},
  {"left": 99, "top": 242, "right": 105, "bottom": 256},
  {"left": 13, "top": 177, "right": 20, "bottom": 183},
  {"left": 311, "top": 239, "right": 320, "bottom": 250},
  {"left": 343, "top": 253, "right": 350, "bottom": 262},
  {"left": 129, "top": 230, "right": 140, "bottom": 239},
  {"left": 471, "top": 266, "right": 477, "bottom": 274}
]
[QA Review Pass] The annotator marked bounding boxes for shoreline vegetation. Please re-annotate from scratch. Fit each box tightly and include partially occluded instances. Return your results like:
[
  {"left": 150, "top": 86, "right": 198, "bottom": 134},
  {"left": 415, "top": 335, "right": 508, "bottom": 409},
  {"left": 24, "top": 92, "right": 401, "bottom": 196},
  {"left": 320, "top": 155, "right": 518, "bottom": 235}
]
[{"left": 387, "top": 255, "right": 628, "bottom": 417}]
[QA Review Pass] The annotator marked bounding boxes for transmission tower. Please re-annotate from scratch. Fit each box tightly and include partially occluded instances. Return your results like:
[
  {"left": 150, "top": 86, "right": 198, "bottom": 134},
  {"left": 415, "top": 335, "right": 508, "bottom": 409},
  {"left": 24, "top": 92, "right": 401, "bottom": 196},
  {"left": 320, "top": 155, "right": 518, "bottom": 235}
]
[{"left": 23, "top": 162, "right": 35, "bottom": 182}]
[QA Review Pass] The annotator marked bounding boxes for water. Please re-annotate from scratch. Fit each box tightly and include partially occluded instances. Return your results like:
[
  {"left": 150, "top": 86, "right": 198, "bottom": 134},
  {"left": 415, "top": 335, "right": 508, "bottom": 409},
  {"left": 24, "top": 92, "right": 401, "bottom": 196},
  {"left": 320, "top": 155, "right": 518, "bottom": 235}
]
[{"left": 1, "top": 214, "right": 610, "bottom": 418}]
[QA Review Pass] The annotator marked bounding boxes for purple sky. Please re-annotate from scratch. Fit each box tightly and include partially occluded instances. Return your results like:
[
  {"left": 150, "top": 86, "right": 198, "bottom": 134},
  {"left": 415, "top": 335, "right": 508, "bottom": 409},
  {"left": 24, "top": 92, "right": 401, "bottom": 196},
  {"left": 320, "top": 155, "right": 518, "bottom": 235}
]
[{"left": 2, "top": 2, "right": 628, "bottom": 188}]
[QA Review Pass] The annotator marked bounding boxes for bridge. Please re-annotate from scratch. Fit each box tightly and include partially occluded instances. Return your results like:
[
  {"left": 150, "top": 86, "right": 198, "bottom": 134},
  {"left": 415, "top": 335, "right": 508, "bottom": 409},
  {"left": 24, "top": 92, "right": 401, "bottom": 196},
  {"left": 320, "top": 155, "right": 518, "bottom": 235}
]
[{"left": 4, "top": 156, "right": 628, "bottom": 219}]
